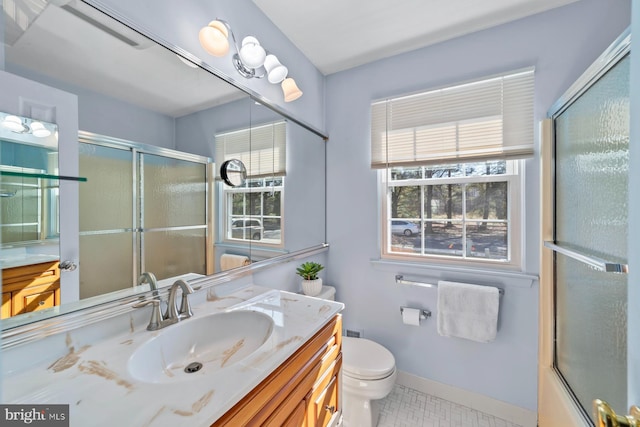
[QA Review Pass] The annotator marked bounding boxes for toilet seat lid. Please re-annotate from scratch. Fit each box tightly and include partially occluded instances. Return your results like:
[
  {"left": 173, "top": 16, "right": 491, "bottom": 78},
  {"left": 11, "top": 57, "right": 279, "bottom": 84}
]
[{"left": 342, "top": 337, "right": 395, "bottom": 380}]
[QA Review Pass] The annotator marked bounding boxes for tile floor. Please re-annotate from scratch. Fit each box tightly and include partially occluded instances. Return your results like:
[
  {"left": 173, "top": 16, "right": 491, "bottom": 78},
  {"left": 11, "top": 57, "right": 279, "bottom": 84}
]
[{"left": 376, "top": 384, "right": 524, "bottom": 427}]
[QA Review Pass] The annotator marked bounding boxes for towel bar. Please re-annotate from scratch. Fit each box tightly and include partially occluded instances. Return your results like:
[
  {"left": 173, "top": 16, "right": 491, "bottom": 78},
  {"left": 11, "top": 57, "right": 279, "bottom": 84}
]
[{"left": 395, "top": 274, "right": 504, "bottom": 295}]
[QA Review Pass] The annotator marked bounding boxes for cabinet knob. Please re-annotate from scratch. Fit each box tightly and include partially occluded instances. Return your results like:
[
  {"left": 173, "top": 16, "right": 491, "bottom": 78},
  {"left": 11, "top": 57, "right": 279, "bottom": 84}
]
[
  {"left": 38, "top": 301, "right": 45, "bottom": 306},
  {"left": 325, "top": 405, "right": 336, "bottom": 414},
  {"left": 59, "top": 260, "right": 77, "bottom": 272}
]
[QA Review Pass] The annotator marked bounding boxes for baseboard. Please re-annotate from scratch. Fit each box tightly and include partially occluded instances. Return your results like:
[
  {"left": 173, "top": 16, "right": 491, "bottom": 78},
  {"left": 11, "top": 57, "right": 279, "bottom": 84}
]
[{"left": 396, "top": 371, "right": 537, "bottom": 427}]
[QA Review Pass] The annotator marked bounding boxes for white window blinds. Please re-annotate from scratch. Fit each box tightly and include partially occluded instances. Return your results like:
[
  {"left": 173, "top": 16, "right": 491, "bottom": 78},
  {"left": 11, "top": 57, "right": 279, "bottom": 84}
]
[
  {"left": 371, "top": 68, "right": 534, "bottom": 169},
  {"left": 215, "top": 121, "right": 286, "bottom": 178}
]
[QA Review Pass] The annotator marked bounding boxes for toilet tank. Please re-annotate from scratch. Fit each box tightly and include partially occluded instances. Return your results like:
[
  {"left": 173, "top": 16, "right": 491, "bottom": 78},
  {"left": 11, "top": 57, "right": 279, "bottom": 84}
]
[{"left": 314, "top": 286, "right": 336, "bottom": 301}]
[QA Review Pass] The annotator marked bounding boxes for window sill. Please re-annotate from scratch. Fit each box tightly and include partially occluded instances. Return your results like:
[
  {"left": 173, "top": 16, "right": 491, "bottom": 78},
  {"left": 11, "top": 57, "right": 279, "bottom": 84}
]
[{"left": 370, "top": 258, "right": 538, "bottom": 288}]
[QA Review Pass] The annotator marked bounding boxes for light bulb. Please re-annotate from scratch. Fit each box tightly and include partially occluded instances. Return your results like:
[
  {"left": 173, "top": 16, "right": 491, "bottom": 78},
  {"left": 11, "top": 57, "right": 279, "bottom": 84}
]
[
  {"left": 2, "top": 115, "right": 27, "bottom": 132},
  {"left": 282, "top": 78, "right": 303, "bottom": 102},
  {"left": 264, "top": 54, "right": 288, "bottom": 84},
  {"left": 239, "top": 36, "right": 266, "bottom": 69},
  {"left": 199, "top": 20, "right": 229, "bottom": 57},
  {"left": 30, "top": 121, "right": 51, "bottom": 137}
]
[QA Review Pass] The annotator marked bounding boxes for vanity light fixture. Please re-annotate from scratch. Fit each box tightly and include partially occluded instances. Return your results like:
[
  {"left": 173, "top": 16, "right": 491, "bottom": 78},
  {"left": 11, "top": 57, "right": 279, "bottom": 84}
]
[
  {"left": 199, "top": 19, "right": 303, "bottom": 102},
  {"left": 1, "top": 115, "right": 53, "bottom": 138},
  {"left": 1, "top": 115, "right": 29, "bottom": 133}
]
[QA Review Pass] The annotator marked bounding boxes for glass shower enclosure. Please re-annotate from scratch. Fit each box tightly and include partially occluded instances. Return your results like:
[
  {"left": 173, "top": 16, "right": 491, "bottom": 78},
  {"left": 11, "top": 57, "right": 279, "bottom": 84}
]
[{"left": 78, "top": 133, "right": 211, "bottom": 300}]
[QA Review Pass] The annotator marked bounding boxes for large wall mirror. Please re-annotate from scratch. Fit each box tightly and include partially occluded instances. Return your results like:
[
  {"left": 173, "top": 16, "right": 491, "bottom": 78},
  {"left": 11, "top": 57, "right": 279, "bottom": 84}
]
[{"left": 0, "top": 0, "right": 326, "bottom": 329}]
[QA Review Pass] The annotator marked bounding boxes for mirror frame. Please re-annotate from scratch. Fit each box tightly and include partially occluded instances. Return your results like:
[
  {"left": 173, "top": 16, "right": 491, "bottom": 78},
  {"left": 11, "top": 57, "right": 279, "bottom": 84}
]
[{"left": 1, "top": 0, "right": 329, "bottom": 346}]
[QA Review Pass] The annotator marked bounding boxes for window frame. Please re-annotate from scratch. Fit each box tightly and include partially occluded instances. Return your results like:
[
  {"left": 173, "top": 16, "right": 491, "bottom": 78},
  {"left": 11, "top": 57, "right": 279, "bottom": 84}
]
[{"left": 380, "top": 160, "right": 524, "bottom": 270}]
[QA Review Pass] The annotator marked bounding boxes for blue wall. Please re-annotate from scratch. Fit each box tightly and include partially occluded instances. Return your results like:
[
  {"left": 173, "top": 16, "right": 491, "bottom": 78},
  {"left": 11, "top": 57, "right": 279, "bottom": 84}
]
[
  {"left": 325, "top": 0, "right": 630, "bottom": 411},
  {"left": 5, "top": 65, "right": 175, "bottom": 148}
]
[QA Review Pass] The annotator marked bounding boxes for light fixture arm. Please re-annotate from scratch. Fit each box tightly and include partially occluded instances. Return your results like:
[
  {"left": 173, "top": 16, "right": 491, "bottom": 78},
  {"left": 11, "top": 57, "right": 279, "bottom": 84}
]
[{"left": 214, "top": 18, "right": 265, "bottom": 79}]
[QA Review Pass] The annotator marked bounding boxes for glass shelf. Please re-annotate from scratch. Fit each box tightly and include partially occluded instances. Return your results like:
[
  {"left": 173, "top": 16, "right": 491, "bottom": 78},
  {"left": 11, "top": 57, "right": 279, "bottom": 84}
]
[{"left": 0, "top": 170, "right": 87, "bottom": 182}]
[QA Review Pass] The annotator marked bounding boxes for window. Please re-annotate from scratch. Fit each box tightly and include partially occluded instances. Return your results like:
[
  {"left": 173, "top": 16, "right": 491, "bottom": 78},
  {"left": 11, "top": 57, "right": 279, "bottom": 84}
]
[
  {"left": 384, "top": 161, "right": 521, "bottom": 266},
  {"left": 216, "top": 122, "right": 286, "bottom": 245},
  {"left": 224, "top": 176, "right": 283, "bottom": 244},
  {"left": 372, "top": 69, "right": 533, "bottom": 268}
]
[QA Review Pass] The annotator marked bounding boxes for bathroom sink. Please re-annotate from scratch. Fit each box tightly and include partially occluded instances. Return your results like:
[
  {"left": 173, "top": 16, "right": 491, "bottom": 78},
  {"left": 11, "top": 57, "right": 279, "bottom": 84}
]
[{"left": 127, "top": 310, "right": 274, "bottom": 383}]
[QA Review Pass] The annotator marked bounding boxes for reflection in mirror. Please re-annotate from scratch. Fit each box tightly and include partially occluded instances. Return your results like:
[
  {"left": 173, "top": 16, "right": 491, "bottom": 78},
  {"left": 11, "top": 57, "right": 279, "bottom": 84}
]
[
  {"left": 1, "top": 0, "right": 326, "bottom": 330},
  {"left": 78, "top": 135, "right": 212, "bottom": 301},
  {"left": 0, "top": 113, "right": 61, "bottom": 319},
  {"left": 0, "top": 114, "right": 59, "bottom": 234}
]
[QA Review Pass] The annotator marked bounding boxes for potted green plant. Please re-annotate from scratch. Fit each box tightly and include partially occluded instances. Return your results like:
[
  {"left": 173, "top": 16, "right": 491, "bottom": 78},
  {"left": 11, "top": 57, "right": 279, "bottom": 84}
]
[{"left": 296, "top": 261, "right": 324, "bottom": 296}]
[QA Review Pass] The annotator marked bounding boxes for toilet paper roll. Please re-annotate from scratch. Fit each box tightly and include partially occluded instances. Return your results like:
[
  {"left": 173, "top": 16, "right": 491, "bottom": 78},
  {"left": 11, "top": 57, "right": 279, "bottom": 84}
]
[{"left": 402, "top": 308, "right": 421, "bottom": 326}]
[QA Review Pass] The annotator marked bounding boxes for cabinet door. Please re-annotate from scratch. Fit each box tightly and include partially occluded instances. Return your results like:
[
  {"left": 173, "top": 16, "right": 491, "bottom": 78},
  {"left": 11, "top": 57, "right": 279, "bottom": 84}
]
[
  {"left": 1, "top": 292, "right": 12, "bottom": 319},
  {"left": 309, "top": 375, "right": 339, "bottom": 427},
  {"left": 308, "top": 356, "right": 341, "bottom": 427},
  {"left": 283, "top": 399, "right": 307, "bottom": 427}
]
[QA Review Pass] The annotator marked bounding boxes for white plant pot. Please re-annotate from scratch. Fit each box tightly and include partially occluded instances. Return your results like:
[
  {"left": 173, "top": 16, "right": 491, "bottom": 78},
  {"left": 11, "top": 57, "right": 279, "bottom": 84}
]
[{"left": 302, "top": 278, "right": 323, "bottom": 296}]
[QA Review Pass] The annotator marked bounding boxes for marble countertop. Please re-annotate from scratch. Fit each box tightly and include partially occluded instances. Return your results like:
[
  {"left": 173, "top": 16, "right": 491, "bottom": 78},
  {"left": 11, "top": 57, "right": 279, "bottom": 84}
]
[
  {"left": 0, "top": 253, "right": 59, "bottom": 269},
  {"left": 2, "top": 285, "right": 344, "bottom": 426}
]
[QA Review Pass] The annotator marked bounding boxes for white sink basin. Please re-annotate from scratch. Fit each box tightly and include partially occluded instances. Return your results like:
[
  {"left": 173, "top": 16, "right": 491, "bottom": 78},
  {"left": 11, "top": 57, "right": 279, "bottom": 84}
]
[{"left": 128, "top": 310, "right": 274, "bottom": 383}]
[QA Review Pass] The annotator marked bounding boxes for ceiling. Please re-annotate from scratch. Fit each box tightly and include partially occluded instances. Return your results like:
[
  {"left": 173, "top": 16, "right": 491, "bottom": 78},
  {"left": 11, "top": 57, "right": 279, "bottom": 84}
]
[{"left": 253, "top": 0, "right": 579, "bottom": 75}]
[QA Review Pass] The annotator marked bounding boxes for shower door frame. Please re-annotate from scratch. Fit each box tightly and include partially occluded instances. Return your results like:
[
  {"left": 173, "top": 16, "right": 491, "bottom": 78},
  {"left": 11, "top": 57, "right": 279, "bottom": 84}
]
[
  {"left": 538, "top": 29, "right": 631, "bottom": 426},
  {"left": 78, "top": 131, "right": 214, "bottom": 288}
]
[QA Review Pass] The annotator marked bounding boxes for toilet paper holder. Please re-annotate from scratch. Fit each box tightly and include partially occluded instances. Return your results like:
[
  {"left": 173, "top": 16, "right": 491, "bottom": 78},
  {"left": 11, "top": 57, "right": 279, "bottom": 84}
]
[{"left": 400, "top": 307, "right": 431, "bottom": 320}]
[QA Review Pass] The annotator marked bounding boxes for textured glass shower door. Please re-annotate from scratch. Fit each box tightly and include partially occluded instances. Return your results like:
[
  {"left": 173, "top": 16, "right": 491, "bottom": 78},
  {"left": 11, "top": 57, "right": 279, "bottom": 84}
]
[
  {"left": 553, "top": 54, "right": 629, "bottom": 421},
  {"left": 139, "top": 153, "right": 208, "bottom": 279},
  {"left": 79, "top": 139, "right": 209, "bottom": 300},
  {"left": 79, "top": 143, "right": 134, "bottom": 299}
]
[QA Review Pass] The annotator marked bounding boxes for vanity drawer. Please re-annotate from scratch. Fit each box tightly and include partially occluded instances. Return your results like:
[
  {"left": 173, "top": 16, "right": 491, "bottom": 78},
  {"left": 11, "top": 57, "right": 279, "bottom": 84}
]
[
  {"left": 2, "top": 261, "right": 60, "bottom": 292},
  {"left": 12, "top": 283, "right": 60, "bottom": 315},
  {"left": 212, "top": 314, "right": 342, "bottom": 427}
]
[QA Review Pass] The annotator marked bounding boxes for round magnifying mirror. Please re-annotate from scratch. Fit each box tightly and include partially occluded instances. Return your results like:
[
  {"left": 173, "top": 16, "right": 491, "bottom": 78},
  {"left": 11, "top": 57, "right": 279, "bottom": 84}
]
[{"left": 221, "top": 159, "right": 247, "bottom": 187}]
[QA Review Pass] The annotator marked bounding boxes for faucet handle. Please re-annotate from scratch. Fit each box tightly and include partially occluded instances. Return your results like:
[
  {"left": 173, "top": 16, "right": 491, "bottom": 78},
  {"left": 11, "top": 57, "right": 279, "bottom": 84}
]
[
  {"left": 176, "top": 280, "right": 195, "bottom": 319},
  {"left": 179, "top": 292, "right": 194, "bottom": 319},
  {"left": 165, "top": 280, "right": 195, "bottom": 321},
  {"left": 133, "top": 299, "right": 164, "bottom": 331}
]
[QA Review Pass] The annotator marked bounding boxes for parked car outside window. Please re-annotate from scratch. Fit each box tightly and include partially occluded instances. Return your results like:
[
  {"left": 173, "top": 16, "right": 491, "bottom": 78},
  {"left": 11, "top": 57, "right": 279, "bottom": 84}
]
[
  {"left": 391, "top": 220, "right": 420, "bottom": 236},
  {"left": 231, "top": 219, "right": 263, "bottom": 240}
]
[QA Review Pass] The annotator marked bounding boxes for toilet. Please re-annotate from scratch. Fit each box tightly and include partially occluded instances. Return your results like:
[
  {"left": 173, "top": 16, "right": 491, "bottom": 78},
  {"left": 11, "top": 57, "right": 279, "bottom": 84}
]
[{"left": 313, "top": 286, "right": 397, "bottom": 427}]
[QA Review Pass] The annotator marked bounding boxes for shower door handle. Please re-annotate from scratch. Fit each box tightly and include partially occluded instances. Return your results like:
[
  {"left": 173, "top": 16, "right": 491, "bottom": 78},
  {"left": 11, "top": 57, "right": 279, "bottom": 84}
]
[
  {"left": 593, "top": 399, "right": 640, "bottom": 427},
  {"left": 543, "top": 241, "right": 629, "bottom": 273}
]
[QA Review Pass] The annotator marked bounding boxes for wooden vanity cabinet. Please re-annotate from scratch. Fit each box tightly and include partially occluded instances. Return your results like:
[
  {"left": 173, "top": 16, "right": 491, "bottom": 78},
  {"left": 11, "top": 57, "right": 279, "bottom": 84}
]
[
  {"left": 1, "top": 261, "right": 60, "bottom": 319},
  {"left": 213, "top": 314, "right": 342, "bottom": 427}
]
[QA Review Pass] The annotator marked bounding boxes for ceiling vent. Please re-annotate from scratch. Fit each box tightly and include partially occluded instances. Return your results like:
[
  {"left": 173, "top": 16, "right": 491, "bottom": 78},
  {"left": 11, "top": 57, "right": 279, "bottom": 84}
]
[{"left": 59, "top": 0, "right": 153, "bottom": 49}]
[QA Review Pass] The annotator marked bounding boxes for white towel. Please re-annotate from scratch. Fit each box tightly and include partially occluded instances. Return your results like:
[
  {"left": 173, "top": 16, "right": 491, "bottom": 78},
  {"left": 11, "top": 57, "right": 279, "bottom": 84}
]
[
  {"left": 436, "top": 280, "right": 500, "bottom": 343},
  {"left": 220, "top": 254, "right": 250, "bottom": 271}
]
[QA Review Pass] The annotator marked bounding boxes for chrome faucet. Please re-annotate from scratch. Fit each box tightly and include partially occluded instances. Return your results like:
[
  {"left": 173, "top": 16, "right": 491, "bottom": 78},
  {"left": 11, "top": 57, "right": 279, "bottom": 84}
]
[
  {"left": 133, "top": 279, "right": 194, "bottom": 331},
  {"left": 165, "top": 279, "right": 195, "bottom": 321},
  {"left": 138, "top": 272, "right": 158, "bottom": 296}
]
